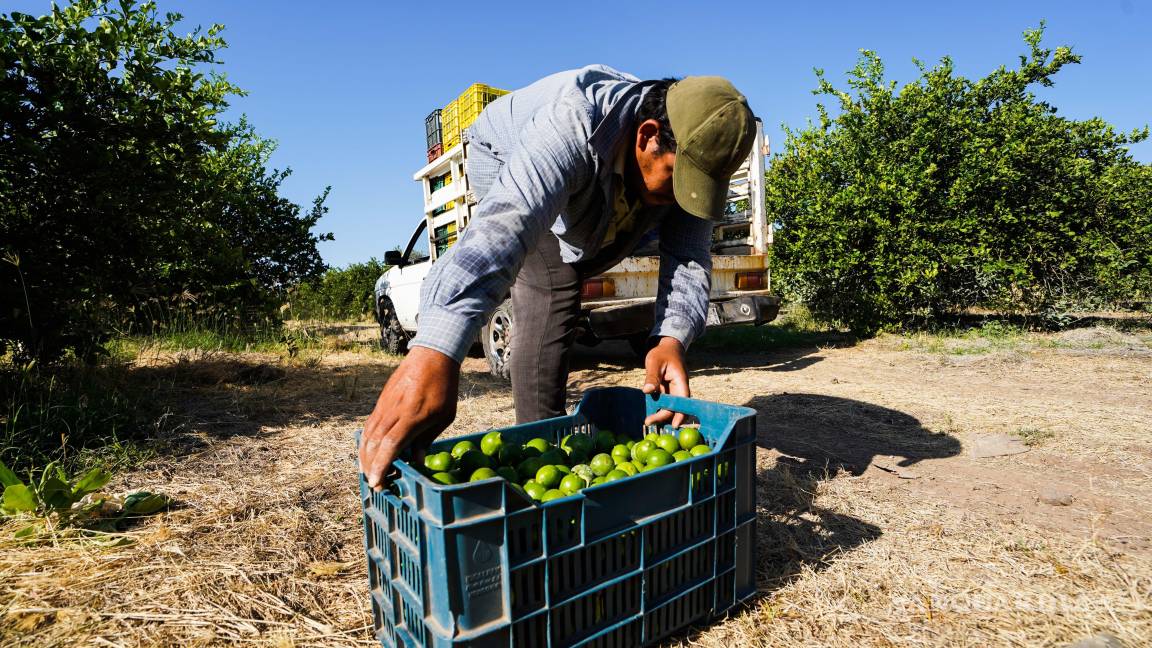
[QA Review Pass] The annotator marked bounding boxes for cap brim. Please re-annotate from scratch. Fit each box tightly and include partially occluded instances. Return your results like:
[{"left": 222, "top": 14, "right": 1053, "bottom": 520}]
[{"left": 673, "top": 154, "right": 728, "bottom": 220}]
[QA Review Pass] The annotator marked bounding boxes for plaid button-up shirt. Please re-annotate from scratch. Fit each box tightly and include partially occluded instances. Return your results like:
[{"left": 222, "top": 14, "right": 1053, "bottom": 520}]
[{"left": 409, "top": 65, "right": 713, "bottom": 363}]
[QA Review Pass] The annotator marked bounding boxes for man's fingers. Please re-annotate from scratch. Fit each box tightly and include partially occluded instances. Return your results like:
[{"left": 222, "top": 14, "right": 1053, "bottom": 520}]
[
  {"left": 645, "top": 407, "right": 673, "bottom": 426},
  {"left": 642, "top": 360, "right": 663, "bottom": 394},
  {"left": 366, "top": 416, "right": 424, "bottom": 492},
  {"left": 360, "top": 407, "right": 400, "bottom": 474},
  {"left": 365, "top": 434, "right": 400, "bottom": 492}
]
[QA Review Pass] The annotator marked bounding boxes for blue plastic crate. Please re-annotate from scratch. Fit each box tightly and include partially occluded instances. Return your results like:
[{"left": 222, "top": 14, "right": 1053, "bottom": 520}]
[{"left": 358, "top": 386, "right": 757, "bottom": 647}]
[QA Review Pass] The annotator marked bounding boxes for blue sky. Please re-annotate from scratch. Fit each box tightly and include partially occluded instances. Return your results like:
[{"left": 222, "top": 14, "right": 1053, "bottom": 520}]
[{"left": 8, "top": 1, "right": 1151, "bottom": 267}]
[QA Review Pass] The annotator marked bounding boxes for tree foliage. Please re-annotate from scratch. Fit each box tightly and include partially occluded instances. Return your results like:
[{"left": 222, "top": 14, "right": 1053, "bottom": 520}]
[
  {"left": 287, "top": 259, "right": 388, "bottom": 321},
  {"left": 766, "top": 25, "right": 1151, "bottom": 333},
  {"left": 0, "top": 1, "right": 332, "bottom": 362}
]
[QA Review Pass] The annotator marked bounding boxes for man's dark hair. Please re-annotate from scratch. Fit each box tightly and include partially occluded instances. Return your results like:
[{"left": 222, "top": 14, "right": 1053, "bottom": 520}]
[{"left": 636, "top": 78, "right": 680, "bottom": 153}]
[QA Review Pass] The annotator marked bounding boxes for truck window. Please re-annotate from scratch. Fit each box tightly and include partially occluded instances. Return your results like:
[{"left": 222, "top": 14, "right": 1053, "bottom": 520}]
[{"left": 403, "top": 221, "right": 430, "bottom": 264}]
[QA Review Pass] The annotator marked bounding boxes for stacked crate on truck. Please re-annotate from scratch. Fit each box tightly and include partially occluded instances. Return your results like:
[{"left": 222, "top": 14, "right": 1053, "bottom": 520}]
[
  {"left": 441, "top": 83, "right": 509, "bottom": 151},
  {"left": 425, "top": 109, "right": 443, "bottom": 163},
  {"left": 415, "top": 82, "right": 509, "bottom": 261}
]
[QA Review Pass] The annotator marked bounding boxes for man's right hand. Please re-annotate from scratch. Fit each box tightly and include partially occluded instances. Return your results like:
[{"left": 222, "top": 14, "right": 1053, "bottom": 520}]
[{"left": 359, "top": 346, "right": 460, "bottom": 491}]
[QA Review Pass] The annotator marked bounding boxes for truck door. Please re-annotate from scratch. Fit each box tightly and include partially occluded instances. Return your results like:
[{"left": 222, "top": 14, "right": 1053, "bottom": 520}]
[{"left": 390, "top": 221, "right": 432, "bottom": 331}]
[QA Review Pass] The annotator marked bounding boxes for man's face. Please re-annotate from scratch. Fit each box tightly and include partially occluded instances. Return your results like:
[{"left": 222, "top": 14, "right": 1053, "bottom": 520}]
[{"left": 629, "top": 119, "right": 677, "bottom": 207}]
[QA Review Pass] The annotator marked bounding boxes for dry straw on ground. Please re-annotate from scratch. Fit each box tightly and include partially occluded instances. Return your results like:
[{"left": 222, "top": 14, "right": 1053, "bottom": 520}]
[{"left": 2, "top": 326, "right": 1150, "bottom": 647}]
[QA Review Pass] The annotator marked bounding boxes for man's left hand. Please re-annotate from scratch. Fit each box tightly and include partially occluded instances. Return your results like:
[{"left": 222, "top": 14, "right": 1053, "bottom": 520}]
[{"left": 641, "top": 336, "right": 690, "bottom": 427}]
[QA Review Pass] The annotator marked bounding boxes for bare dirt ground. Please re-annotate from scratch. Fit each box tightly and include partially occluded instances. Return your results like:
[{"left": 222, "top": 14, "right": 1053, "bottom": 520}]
[{"left": 2, "top": 325, "right": 1150, "bottom": 647}]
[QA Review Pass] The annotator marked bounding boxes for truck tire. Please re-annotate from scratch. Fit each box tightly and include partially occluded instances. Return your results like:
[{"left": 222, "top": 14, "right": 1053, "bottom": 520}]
[
  {"left": 481, "top": 299, "right": 513, "bottom": 381},
  {"left": 377, "top": 297, "right": 408, "bottom": 355}
]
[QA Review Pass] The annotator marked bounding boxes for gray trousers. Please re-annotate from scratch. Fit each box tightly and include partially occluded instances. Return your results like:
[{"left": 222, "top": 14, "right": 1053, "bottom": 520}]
[
  {"left": 510, "top": 233, "right": 582, "bottom": 423},
  {"left": 510, "top": 215, "right": 662, "bottom": 424}
]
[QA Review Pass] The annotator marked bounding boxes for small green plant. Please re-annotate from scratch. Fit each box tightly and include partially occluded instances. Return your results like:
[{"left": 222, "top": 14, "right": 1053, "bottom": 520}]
[
  {"left": 1014, "top": 427, "right": 1055, "bottom": 447},
  {"left": 0, "top": 459, "right": 170, "bottom": 540}
]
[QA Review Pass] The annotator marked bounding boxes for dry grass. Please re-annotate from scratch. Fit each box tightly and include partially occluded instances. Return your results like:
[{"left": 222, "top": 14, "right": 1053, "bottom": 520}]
[
  {"left": 2, "top": 325, "right": 1151, "bottom": 647},
  {"left": 680, "top": 457, "right": 1152, "bottom": 647}
]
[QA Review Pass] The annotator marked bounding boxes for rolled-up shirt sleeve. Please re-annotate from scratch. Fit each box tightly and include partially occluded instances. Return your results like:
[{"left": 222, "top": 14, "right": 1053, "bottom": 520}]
[
  {"left": 409, "top": 99, "right": 594, "bottom": 363},
  {"left": 651, "top": 207, "right": 713, "bottom": 349}
]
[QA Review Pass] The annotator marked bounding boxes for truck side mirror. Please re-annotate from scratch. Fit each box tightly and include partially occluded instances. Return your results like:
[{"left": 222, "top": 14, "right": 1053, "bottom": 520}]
[{"left": 384, "top": 250, "right": 404, "bottom": 267}]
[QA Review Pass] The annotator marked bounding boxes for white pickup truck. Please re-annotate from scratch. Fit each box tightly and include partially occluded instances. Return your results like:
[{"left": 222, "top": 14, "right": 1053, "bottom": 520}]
[{"left": 374, "top": 119, "right": 780, "bottom": 379}]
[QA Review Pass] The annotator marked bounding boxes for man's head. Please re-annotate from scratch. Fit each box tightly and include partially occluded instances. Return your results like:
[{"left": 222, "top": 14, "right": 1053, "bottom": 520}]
[{"left": 628, "top": 76, "right": 757, "bottom": 218}]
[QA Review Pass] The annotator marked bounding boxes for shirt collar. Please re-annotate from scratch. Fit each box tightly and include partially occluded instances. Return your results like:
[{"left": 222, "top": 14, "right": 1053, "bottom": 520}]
[{"left": 588, "top": 81, "right": 655, "bottom": 163}]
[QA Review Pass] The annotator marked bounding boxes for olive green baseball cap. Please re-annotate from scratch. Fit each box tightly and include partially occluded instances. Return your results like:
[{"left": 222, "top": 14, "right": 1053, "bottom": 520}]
[{"left": 666, "top": 77, "right": 757, "bottom": 219}]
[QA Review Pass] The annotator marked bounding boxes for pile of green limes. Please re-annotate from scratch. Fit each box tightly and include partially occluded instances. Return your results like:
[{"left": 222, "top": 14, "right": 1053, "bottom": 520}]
[{"left": 417, "top": 426, "right": 712, "bottom": 502}]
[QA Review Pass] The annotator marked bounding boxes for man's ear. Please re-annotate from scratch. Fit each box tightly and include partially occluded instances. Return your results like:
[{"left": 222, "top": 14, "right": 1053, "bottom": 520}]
[{"left": 635, "top": 119, "right": 662, "bottom": 154}]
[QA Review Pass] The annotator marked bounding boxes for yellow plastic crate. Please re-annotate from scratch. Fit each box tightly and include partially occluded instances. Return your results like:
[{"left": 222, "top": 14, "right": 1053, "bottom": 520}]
[
  {"left": 442, "top": 83, "right": 508, "bottom": 150},
  {"left": 441, "top": 99, "right": 460, "bottom": 149}
]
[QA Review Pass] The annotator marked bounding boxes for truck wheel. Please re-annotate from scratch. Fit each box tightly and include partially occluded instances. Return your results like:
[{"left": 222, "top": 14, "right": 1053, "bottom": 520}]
[
  {"left": 481, "top": 300, "right": 513, "bottom": 381},
  {"left": 378, "top": 297, "right": 408, "bottom": 355}
]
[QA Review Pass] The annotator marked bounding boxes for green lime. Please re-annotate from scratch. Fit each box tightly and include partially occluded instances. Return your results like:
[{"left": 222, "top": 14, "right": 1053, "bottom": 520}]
[
  {"left": 690, "top": 444, "right": 711, "bottom": 457},
  {"left": 535, "top": 464, "right": 562, "bottom": 489},
  {"left": 470, "top": 467, "right": 498, "bottom": 481},
  {"left": 523, "top": 480, "right": 546, "bottom": 501},
  {"left": 451, "top": 440, "right": 477, "bottom": 459},
  {"left": 646, "top": 449, "right": 674, "bottom": 468},
  {"left": 496, "top": 466, "right": 518, "bottom": 482},
  {"left": 631, "top": 440, "right": 655, "bottom": 463},
  {"left": 562, "top": 434, "right": 591, "bottom": 454},
  {"left": 594, "top": 430, "right": 617, "bottom": 452},
  {"left": 644, "top": 432, "right": 660, "bottom": 443},
  {"left": 566, "top": 447, "right": 589, "bottom": 465},
  {"left": 630, "top": 460, "right": 645, "bottom": 474},
  {"left": 605, "top": 469, "right": 627, "bottom": 481},
  {"left": 520, "top": 445, "right": 542, "bottom": 459},
  {"left": 431, "top": 471, "right": 458, "bottom": 485},
  {"left": 610, "top": 444, "right": 631, "bottom": 464},
  {"left": 591, "top": 476, "right": 608, "bottom": 485},
  {"left": 677, "top": 426, "right": 703, "bottom": 451},
  {"left": 539, "top": 448, "right": 567, "bottom": 467},
  {"left": 560, "top": 473, "right": 586, "bottom": 495},
  {"left": 525, "top": 438, "right": 551, "bottom": 454},
  {"left": 555, "top": 464, "right": 571, "bottom": 475},
  {"left": 625, "top": 440, "right": 635, "bottom": 450},
  {"left": 577, "top": 435, "right": 597, "bottom": 453},
  {"left": 571, "top": 464, "right": 594, "bottom": 484},
  {"left": 458, "top": 449, "right": 491, "bottom": 474},
  {"left": 498, "top": 443, "right": 523, "bottom": 466},
  {"left": 517, "top": 457, "right": 545, "bottom": 481},
  {"left": 616, "top": 462, "right": 638, "bottom": 477},
  {"left": 672, "top": 450, "right": 692, "bottom": 462},
  {"left": 590, "top": 453, "right": 615, "bottom": 476},
  {"left": 655, "top": 434, "right": 680, "bottom": 454},
  {"left": 424, "top": 451, "right": 454, "bottom": 473},
  {"left": 480, "top": 430, "right": 504, "bottom": 456},
  {"left": 541, "top": 489, "right": 565, "bottom": 502}
]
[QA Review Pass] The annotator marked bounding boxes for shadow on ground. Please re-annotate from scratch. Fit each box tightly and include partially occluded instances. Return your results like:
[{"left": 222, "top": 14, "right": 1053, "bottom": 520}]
[
  {"left": 670, "top": 394, "right": 960, "bottom": 644},
  {"left": 566, "top": 331, "right": 857, "bottom": 397},
  {"left": 122, "top": 354, "right": 511, "bottom": 455},
  {"left": 750, "top": 393, "right": 960, "bottom": 589}
]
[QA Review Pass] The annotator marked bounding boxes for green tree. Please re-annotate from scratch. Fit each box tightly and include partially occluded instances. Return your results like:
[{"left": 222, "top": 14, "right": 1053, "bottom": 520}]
[
  {"left": 288, "top": 259, "right": 389, "bottom": 321},
  {"left": 0, "top": 1, "right": 331, "bottom": 362},
  {"left": 766, "top": 24, "right": 1151, "bottom": 333}
]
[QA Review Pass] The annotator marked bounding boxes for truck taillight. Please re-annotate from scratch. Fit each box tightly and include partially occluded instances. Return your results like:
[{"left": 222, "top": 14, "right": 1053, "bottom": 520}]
[
  {"left": 580, "top": 278, "right": 616, "bottom": 299},
  {"left": 735, "top": 271, "right": 766, "bottom": 290}
]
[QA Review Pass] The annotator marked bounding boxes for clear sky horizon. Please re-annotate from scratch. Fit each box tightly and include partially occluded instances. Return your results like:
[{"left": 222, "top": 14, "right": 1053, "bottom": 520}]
[{"left": 7, "top": 1, "right": 1151, "bottom": 267}]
